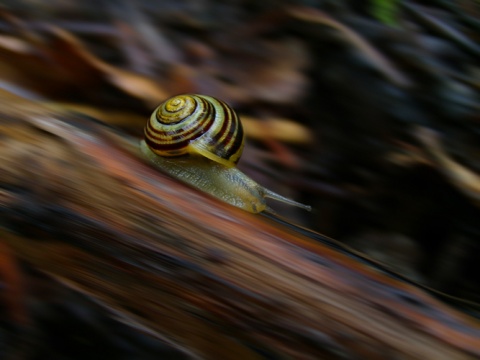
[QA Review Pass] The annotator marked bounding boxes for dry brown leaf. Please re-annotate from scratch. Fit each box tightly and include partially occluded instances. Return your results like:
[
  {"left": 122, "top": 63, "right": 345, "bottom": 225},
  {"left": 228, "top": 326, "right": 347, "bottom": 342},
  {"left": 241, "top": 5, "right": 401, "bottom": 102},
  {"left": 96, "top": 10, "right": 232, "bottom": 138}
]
[
  {"left": 0, "top": 25, "right": 169, "bottom": 107},
  {"left": 44, "top": 26, "right": 169, "bottom": 107},
  {"left": 288, "top": 6, "right": 411, "bottom": 88},
  {"left": 0, "top": 34, "right": 31, "bottom": 53},
  {"left": 188, "top": 37, "right": 309, "bottom": 105},
  {"left": 241, "top": 115, "right": 313, "bottom": 145},
  {"left": 415, "top": 126, "right": 480, "bottom": 205},
  {"left": 45, "top": 102, "right": 147, "bottom": 132},
  {"left": 240, "top": 39, "right": 309, "bottom": 104}
]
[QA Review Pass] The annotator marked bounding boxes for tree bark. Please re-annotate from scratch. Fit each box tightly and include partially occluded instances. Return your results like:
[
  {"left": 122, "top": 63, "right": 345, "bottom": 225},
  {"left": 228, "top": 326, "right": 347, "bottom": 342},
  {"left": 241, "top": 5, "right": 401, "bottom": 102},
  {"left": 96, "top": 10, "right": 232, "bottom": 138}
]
[{"left": 1, "top": 91, "right": 480, "bottom": 359}]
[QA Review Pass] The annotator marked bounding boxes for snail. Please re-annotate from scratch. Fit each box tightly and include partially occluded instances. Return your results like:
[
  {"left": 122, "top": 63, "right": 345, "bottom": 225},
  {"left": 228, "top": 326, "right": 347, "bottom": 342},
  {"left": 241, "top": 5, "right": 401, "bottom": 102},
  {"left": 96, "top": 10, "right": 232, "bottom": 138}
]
[{"left": 140, "top": 94, "right": 311, "bottom": 213}]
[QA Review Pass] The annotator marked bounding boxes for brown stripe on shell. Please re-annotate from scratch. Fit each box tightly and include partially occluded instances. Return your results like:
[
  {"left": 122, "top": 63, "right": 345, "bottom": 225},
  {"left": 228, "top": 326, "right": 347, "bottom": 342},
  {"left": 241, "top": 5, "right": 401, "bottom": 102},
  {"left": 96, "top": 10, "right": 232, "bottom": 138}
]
[
  {"left": 145, "top": 110, "right": 214, "bottom": 142},
  {"left": 145, "top": 96, "right": 216, "bottom": 155},
  {"left": 207, "top": 100, "right": 243, "bottom": 162},
  {"left": 144, "top": 135, "right": 189, "bottom": 152},
  {"left": 148, "top": 97, "right": 214, "bottom": 141},
  {"left": 226, "top": 116, "right": 244, "bottom": 163},
  {"left": 155, "top": 96, "right": 200, "bottom": 124},
  {"left": 221, "top": 100, "right": 243, "bottom": 160},
  {"left": 144, "top": 126, "right": 190, "bottom": 152}
]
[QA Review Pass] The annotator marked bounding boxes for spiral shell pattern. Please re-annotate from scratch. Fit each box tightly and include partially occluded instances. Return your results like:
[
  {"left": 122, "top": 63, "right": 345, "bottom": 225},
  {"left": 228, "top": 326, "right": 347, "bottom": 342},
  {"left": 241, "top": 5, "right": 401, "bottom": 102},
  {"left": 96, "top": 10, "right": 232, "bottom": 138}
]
[{"left": 145, "top": 94, "right": 244, "bottom": 166}]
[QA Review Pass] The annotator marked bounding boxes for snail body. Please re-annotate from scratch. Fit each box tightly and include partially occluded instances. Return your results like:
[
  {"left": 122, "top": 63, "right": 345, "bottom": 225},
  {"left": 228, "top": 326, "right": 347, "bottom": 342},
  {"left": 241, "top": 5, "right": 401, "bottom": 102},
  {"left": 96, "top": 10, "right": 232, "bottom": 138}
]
[{"left": 142, "top": 94, "right": 310, "bottom": 214}]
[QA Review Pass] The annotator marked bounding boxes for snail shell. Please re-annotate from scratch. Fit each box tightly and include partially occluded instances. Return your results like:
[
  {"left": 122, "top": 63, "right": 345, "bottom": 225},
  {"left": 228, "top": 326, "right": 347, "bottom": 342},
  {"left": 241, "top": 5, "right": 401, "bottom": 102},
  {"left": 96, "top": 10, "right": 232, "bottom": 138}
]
[
  {"left": 142, "top": 94, "right": 310, "bottom": 214},
  {"left": 144, "top": 94, "right": 244, "bottom": 167}
]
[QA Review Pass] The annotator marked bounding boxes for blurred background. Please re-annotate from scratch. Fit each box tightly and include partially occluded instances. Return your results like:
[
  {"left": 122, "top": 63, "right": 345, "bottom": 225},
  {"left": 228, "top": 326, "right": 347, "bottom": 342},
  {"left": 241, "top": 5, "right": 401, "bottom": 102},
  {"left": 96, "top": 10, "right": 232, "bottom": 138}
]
[{"left": 1, "top": 0, "right": 479, "bottom": 358}]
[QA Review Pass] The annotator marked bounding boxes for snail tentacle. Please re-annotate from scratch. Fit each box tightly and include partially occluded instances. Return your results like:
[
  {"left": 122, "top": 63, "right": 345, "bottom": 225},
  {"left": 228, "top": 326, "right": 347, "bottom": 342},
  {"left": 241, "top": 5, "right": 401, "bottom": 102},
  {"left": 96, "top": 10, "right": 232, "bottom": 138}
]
[{"left": 263, "top": 189, "right": 312, "bottom": 211}]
